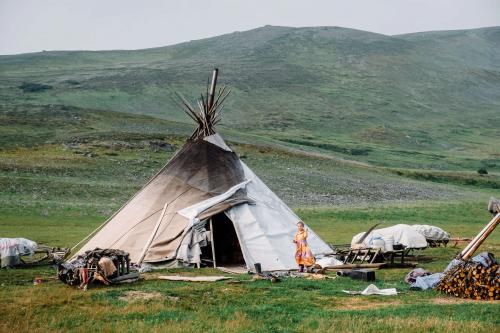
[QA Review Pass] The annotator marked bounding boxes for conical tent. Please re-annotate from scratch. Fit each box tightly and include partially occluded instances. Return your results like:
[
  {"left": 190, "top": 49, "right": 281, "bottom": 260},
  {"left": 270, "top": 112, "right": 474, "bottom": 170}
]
[{"left": 75, "top": 70, "right": 332, "bottom": 271}]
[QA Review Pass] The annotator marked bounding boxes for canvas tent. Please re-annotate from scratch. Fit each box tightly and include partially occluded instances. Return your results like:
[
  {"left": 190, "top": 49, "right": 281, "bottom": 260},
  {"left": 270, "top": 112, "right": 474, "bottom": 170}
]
[{"left": 74, "top": 69, "right": 332, "bottom": 271}]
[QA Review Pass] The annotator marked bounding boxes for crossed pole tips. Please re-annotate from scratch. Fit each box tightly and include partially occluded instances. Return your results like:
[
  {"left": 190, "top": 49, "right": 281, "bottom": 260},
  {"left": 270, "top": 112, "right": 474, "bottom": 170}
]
[{"left": 173, "top": 68, "right": 231, "bottom": 140}]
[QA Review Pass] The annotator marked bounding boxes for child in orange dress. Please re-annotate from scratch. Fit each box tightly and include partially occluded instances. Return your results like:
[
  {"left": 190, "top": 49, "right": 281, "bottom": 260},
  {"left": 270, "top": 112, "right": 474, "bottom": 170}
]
[{"left": 293, "top": 221, "right": 315, "bottom": 272}]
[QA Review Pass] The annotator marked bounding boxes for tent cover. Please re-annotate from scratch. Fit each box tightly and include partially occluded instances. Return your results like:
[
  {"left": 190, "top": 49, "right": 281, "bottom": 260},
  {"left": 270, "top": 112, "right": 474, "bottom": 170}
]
[{"left": 75, "top": 133, "right": 332, "bottom": 271}]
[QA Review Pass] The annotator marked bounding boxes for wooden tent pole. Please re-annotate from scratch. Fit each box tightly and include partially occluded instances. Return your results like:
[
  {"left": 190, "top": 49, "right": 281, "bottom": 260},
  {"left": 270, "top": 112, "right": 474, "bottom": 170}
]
[
  {"left": 461, "top": 213, "right": 499, "bottom": 260},
  {"left": 137, "top": 202, "right": 169, "bottom": 265},
  {"left": 210, "top": 218, "right": 216, "bottom": 268},
  {"left": 355, "top": 223, "right": 381, "bottom": 244},
  {"left": 70, "top": 142, "right": 186, "bottom": 255},
  {"left": 207, "top": 68, "right": 218, "bottom": 110},
  {"left": 459, "top": 213, "right": 500, "bottom": 259}
]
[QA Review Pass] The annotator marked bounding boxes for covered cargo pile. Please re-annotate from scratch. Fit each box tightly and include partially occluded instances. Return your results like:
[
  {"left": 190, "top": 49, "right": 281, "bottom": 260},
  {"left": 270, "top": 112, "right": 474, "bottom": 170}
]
[
  {"left": 351, "top": 224, "right": 452, "bottom": 252},
  {"left": 351, "top": 224, "right": 428, "bottom": 251},
  {"left": 410, "top": 225, "right": 450, "bottom": 246},
  {"left": 0, "top": 238, "right": 37, "bottom": 268}
]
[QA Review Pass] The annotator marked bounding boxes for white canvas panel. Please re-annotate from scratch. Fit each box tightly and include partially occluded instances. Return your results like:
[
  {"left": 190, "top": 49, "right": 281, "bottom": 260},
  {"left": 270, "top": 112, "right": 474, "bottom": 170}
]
[
  {"left": 178, "top": 180, "right": 250, "bottom": 226},
  {"left": 204, "top": 133, "right": 232, "bottom": 152},
  {"left": 227, "top": 162, "right": 332, "bottom": 271}
]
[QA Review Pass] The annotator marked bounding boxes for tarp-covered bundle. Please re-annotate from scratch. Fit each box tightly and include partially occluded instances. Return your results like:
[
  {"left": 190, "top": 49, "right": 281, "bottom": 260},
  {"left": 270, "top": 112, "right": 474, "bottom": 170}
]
[
  {"left": 0, "top": 238, "right": 37, "bottom": 268},
  {"left": 351, "top": 224, "right": 428, "bottom": 251},
  {"left": 75, "top": 70, "right": 332, "bottom": 271},
  {"left": 488, "top": 197, "right": 500, "bottom": 215},
  {"left": 410, "top": 225, "right": 450, "bottom": 242}
]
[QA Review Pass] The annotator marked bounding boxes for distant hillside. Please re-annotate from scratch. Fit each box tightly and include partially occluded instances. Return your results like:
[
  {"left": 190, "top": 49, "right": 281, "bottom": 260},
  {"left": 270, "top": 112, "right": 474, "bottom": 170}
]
[{"left": 1, "top": 25, "right": 499, "bottom": 171}]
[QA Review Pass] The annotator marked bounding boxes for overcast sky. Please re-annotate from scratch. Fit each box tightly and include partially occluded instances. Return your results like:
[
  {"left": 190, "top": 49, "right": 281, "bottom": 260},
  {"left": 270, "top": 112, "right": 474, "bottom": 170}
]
[{"left": 1, "top": 0, "right": 499, "bottom": 55}]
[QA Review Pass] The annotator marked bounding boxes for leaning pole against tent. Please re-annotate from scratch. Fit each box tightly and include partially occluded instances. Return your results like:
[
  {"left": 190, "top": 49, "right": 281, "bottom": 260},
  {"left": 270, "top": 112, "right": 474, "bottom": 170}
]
[{"left": 72, "top": 68, "right": 332, "bottom": 271}]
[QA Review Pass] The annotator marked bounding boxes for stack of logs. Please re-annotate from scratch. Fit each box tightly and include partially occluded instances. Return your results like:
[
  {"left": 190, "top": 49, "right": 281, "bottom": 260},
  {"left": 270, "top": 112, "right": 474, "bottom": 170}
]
[
  {"left": 436, "top": 260, "right": 499, "bottom": 300},
  {"left": 436, "top": 210, "right": 499, "bottom": 300}
]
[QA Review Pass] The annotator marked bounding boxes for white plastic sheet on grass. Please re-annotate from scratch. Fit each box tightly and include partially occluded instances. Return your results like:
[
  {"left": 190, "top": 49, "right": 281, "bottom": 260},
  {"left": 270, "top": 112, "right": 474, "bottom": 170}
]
[{"left": 343, "top": 284, "right": 398, "bottom": 295}]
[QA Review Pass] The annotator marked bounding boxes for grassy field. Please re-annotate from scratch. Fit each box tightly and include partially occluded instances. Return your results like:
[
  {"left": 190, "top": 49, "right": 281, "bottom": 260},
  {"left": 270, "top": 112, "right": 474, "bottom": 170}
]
[
  {"left": 1, "top": 106, "right": 499, "bottom": 333},
  {"left": 1, "top": 201, "right": 499, "bottom": 333},
  {"left": 0, "top": 115, "right": 499, "bottom": 332}
]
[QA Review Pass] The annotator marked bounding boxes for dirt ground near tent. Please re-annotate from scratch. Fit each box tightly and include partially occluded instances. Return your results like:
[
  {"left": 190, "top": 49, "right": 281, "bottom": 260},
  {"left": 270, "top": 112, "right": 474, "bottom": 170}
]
[{"left": 1, "top": 202, "right": 499, "bottom": 333}]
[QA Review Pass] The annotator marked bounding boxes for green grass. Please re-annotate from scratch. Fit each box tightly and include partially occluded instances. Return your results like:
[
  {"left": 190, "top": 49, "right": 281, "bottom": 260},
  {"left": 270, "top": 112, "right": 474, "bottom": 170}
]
[
  {"left": 3, "top": 105, "right": 493, "bottom": 214},
  {"left": 0, "top": 102, "right": 499, "bottom": 333},
  {"left": 0, "top": 114, "right": 498, "bottom": 332},
  {"left": 1, "top": 201, "right": 499, "bottom": 333}
]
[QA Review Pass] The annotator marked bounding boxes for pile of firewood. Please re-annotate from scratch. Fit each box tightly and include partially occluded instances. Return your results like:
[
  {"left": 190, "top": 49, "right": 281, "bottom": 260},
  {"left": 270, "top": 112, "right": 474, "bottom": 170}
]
[
  {"left": 436, "top": 207, "right": 499, "bottom": 300},
  {"left": 436, "top": 260, "right": 499, "bottom": 300}
]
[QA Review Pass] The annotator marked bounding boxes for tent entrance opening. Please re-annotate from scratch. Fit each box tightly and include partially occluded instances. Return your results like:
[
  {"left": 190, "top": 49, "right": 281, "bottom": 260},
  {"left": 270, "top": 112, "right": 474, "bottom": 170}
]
[{"left": 202, "top": 213, "right": 244, "bottom": 267}]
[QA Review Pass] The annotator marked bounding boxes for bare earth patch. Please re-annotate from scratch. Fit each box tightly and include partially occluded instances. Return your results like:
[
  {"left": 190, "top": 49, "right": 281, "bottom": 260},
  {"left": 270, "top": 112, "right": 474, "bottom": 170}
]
[
  {"left": 432, "top": 297, "right": 498, "bottom": 305},
  {"left": 118, "top": 291, "right": 164, "bottom": 302},
  {"left": 334, "top": 297, "right": 402, "bottom": 310}
]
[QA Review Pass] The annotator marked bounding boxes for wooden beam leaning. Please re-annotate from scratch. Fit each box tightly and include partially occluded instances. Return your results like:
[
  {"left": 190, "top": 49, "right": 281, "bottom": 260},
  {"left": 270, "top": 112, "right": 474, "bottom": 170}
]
[
  {"left": 459, "top": 213, "right": 500, "bottom": 260},
  {"left": 210, "top": 218, "right": 216, "bottom": 268}
]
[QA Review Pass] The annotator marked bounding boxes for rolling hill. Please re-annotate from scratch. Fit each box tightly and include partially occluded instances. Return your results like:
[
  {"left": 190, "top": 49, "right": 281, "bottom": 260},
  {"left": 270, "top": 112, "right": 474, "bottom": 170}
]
[{"left": 1, "top": 25, "right": 499, "bottom": 172}]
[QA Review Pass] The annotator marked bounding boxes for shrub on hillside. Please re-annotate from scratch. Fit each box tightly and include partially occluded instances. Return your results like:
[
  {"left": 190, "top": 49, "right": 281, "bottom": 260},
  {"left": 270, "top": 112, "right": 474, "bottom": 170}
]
[
  {"left": 477, "top": 168, "right": 488, "bottom": 175},
  {"left": 18, "top": 82, "right": 53, "bottom": 93}
]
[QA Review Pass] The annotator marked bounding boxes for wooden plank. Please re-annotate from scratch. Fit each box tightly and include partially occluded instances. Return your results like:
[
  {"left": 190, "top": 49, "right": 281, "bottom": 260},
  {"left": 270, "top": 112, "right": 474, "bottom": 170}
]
[
  {"left": 370, "top": 248, "right": 381, "bottom": 263},
  {"left": 137, "top": 202, "right": 169, "bottom": 264},
  {"left": 350, "top": 249, "right": 361, "bottom": 264},
  {"left": 325, "top": 263, "right": 386, "bottom": 270},
  {"left": 460, "top": 213, "right": 499, "bottom": 259},
  {"left": 360, "top": 249, "right": 370, "bottom": 263},
  {"left": 343, "top": 250, "right": 352, "bottom": 264},
  {"left": 210, "top": 218, "right": 216, "bottom": 268}
]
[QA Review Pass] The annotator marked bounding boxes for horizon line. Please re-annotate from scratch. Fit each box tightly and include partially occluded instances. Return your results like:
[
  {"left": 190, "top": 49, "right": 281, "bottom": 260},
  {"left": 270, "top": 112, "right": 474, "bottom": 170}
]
[{"left": 1, "top": 24, "right": 498, "bottom": 57}]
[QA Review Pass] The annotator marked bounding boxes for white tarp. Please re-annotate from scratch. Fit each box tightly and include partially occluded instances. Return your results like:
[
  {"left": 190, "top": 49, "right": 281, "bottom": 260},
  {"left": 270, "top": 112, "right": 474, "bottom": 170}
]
[
  {"left": 158, "top": 275, "right": 232, "bottom": 282},
  {"left": 175, "top": 164, "right": 333, "bottom": 271},
  {"left": 227, "top": 162, "right": 333, "bottom": 271},
  {"left": 410, "top": 225, "right": 450, "bottom": 241},
  {"left": 178, "top": 180, "right": 251, "bottom": 226},
  {"left": 315, "top": 256, "right": 344, "bottom": 268},
  {"left": 351, "top": 224, "right": 428, "bottom": 250},
  {"left": 175, "top": 180, "right": 251, "bottom": 264},
  {"left": 343, "top": 284, "right": 398, "bottom": 296},
  {"left": 412, "top": 273, "right": 443, "bottom": 290},
  {"left": 0, "top": 238, "right": 38, "bottom": 267}
]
